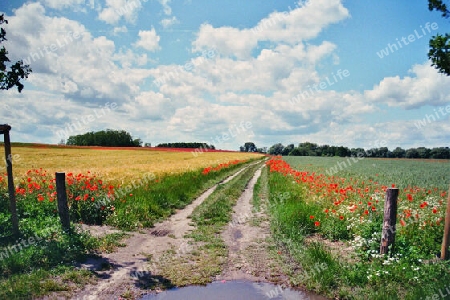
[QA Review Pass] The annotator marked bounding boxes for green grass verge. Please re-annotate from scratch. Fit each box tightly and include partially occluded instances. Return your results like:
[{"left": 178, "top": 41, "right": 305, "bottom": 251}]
[{"left": 267, "top": 166, "right": 450, "bottom": 300}]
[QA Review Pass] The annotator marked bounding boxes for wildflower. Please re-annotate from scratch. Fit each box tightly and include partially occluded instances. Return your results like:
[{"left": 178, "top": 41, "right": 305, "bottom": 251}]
[
  {"left": 314, "top": 221, "right": 320, "bottom": 227},
  {"left": 309, "top": 215, "right": 315, "bottom": 220}
]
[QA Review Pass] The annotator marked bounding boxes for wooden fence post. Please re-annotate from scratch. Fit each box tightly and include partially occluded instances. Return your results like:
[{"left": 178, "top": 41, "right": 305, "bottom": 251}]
[
  {"left": 56, "top": 172, "right": 71, "bottom": 233},
  {"left": 380, "top": 188, "right": 399, "bottom": 255},
  {"left": 1, "top": 124, "right": 19, "bottom": 236},
  {"left": 441, "top": 185, "right": 450, "bottom": 260}
]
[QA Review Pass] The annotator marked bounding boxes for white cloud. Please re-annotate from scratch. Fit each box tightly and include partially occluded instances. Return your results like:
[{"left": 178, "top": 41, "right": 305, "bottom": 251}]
[
  {"left": 113, "top": 26, "right": 128, "bottom": 35},
  {"left": 365, "top": 63, "right": 450, "bottom": 109},
  {"left": 135, "top": 29, "right": 161, "bottom": 51},
  {"left": 98, "top": 0, "right": 143, "bottom": 25},
  {"left": 160, "top": 16, "right": 180, "bottom": 28},
  {"left": 192, "top": 0, "right": 349, "bottom": 59},
  {"left": 4, "top": 2, "right": 151, "bottom": 105},
  {"left": 159, "top": 0, "right": 173, "bottom": 16}
]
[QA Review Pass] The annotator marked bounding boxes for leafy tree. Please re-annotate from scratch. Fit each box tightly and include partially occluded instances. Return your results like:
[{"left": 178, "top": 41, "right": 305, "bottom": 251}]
[
  {"left": 405, "top": 148, "right": 420, "bottom": 158},
  {"left": 392, "top": 147, "right": 406, "bottom": 158},
  {"left": 241, "top": 142, "right": 257, "bottom": 152},
  {"left": 67, "top": 129, "right": 141, "bottom": 147},
  {"left": 268, "top": 143, "right": 284, "bottom": 155},
  {"left": 0, "top": 14, "right": 31, "bottom": 92},
  {"left": 156, "top": 142, "right": 214, "bottom": 149},
  {"left": 282, "top": 144, "right": 294, "bottom": 156},
  {"left": 428, "top": 0, "right": 450, "bottom": 75}
]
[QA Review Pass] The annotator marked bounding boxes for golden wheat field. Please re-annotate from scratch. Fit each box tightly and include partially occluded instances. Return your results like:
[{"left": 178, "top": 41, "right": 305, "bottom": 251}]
[{"left": 1, "top": 145, "right": 264, "bottom": 184}]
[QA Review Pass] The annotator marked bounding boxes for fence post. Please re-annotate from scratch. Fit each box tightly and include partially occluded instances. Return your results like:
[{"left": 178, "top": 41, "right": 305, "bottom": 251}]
[
  {"left": 1, "top": 124, "right": 19, "bottom": 236},
  {"left": 380, "top": 188, "right": 399, "bottom": 255},
  {"left": 56, "top": 172, "right": 71, "bottom": 233},
  {"left": 441, "top": 185, "right": 450, "bottom": 260}
]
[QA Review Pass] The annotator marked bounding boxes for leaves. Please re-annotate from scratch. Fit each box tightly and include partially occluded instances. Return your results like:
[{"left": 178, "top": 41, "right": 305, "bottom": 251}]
[{"left": 0, "top": 14, "right": 32, "bottom": 93}]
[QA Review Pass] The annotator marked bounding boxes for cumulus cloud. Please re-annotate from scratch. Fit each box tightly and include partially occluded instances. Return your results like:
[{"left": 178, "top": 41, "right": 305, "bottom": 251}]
[
  {"left": 135, "top": 29, "right": 161, "bottom": 51},
  {"left": 364, "top": 63, "right": 450, "bottom": 109},
  {"left": 98, "top": 0, "right": 143, "bottom": 25},
  {"left": 192, "top": 0, "right": 349, "bottom": 59}
]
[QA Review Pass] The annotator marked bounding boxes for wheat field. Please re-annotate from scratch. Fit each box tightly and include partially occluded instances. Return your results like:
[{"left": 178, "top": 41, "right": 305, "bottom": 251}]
[{"left": 2, "top": 145, "right": 264, "bottom": 184}]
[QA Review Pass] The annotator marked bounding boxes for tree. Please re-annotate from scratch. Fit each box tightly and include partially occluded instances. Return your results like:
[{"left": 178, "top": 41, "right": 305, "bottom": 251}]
[
  {"left": 428, "top": 1, "right": 450, "bottom": 75},
  {"left": 242, "top": 142, "right": 257, "bottom": 152},
  {"left": 67, "top": 129, "right": 141, "bottom": 147},
  {"left": 392, "top": 147, "right": 406, "bottom": 158},
  {"left": 268, "top": 143, "right": 284, "bottom": 155},
  {"left": 282, "top": 144, "right": 294, "bottom": 156},
  {"left": 0, "top": 14, "right": 32, "bottom": 92}
]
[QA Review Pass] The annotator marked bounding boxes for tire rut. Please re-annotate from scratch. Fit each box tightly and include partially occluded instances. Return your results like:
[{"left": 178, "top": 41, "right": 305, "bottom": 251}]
[{"left": 65, "top": 164, "right": 255, "bottom": 300}]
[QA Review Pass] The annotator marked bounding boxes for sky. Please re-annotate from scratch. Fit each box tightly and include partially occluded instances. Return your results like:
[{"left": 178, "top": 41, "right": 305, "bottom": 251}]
[{"left": 0, "top": 0, "right": 449, "bottom": 151}]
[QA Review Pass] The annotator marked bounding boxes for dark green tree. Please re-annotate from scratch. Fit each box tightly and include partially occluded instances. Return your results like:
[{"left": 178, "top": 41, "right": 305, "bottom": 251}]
[
  {"left": 392, "top": 147, "right": 406, "bottom": 158},
  {"left": 0, "top": 14, "right": 31, "bottom": 92},
  {"left": 268, "top": 143, "right": 284, "bottom": 155},
  {"left": 242, "top": 142, "right": 257, "bottom": 152},
  {"left": 428, "top": 0, "right": 450, "bottom": 75}
]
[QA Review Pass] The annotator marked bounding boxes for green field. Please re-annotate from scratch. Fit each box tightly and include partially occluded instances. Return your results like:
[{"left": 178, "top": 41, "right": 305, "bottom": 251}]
[{"left": 283, "top": 156, "right": 450, "bottom": 191}]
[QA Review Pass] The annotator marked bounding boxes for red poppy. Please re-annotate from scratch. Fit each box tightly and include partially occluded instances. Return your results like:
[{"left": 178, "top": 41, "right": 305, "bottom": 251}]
[
  {"left": 314, "top": 221, "right": 320, "bottom": 227},
  {"left": 309, "top": 215, "right": 314, "bottom": 219}
]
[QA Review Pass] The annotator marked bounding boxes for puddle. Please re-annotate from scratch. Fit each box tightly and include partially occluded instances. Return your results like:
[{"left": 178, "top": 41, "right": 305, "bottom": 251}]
[{"left": 141, "top": 280, "right": 328, "bottom": 300}]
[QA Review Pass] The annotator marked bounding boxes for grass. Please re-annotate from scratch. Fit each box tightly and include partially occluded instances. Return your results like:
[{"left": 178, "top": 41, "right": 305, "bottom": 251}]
[
  {"left": 266, "top": 156, "right": 450, "bottom": 299},
  {"left": 0, "top": 226, "right": 127, "bottom": 299},
  {"left": 0, "top": 144, "right": 265, "bottom": 298},
  {"left": 155, "top": 161, "right": 264, "bottom": 286}
]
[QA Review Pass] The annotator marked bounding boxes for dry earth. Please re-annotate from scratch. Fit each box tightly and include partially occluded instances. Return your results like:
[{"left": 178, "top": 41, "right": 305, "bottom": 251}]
[{"left": 59, "top": 166, "right": 249, "bottom": 300}]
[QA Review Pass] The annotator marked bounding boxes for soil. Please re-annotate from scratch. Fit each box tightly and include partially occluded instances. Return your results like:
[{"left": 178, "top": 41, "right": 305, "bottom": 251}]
[
  {"left": 218, "top": 165, "right": 289, "bottom": 285},
  {"left": 61, "top": 166, "right": 249, "bottom": 300}
]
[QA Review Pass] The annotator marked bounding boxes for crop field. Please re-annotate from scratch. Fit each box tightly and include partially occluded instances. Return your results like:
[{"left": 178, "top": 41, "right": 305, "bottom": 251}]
[
  {"left": 266, "top": 156, "right": 450, "bottom": 299},
  {"left": 1, "top": 144, "right": 264, "bottom": 183},
  {"left": 283, "top": 156, "right": 450, "bottom": 191}
]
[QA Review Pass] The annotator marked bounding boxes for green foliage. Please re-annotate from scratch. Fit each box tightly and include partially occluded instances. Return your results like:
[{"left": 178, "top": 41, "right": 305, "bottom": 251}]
[
  {"left": 66, "top": 129, "right": 142, "bottom": 147},
  {"left": 156, "top": 142, "right": 215, "bottom": 149},
  {"left": 428, "top": 0, "right": 450, "bottom": 75},
  {"left": 0, "top": 14, "right": 32, "bottom": 93},
  {"left": 268, "top": 142, "right": 450, "bottom": 159}
]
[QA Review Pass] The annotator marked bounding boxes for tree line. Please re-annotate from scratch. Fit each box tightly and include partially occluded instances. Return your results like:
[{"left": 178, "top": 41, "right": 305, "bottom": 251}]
[
  {"left": 267, "top": 142, "right": 450, "bottom": 159},
  {"left": 66, "top": 129, "right": 142, "bottom": 147},
  {"left": 156, "top": 142, "right": 215, "bottom": 149}
]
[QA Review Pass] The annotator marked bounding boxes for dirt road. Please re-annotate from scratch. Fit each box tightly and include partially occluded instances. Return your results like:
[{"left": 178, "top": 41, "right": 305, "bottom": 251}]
[{"left": 69, "top": 165, "right": 253, "bottom": 300}]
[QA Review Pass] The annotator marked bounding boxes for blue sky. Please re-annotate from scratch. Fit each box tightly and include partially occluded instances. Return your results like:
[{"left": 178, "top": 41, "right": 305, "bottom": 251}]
[{"left": 0, "top": 0, "right": 449, "bottom": 150}]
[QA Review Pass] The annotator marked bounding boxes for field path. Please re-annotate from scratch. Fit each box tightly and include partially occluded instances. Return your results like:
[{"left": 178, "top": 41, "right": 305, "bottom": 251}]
[
  {"left": 217, "top": 165, "right": 288, "bottom": 285},
  {"left": 69, "top": 166, "right": 249, "bottom": 300}
]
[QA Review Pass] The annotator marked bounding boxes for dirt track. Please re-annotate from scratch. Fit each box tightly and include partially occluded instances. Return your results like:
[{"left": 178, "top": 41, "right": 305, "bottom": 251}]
[{"left": 68, "top": 166, "right": 251, "bottom": 300}]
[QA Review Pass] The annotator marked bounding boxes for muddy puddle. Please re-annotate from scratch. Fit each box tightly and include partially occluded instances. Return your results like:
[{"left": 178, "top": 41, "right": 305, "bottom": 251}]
[{"left": 141, "top": 280, "right": 327, "bottom": 300}]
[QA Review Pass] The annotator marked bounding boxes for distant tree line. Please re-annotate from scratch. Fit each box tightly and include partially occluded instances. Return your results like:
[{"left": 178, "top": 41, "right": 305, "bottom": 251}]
[
  {"left": 268, "top": 142, "right": 450, "bottom": 159},
  {"left": 66, "top": 129, "right": 142, "bottom": 147},
  {"left": 156, "top": 142, "right": 215, "bottom": 149}
]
